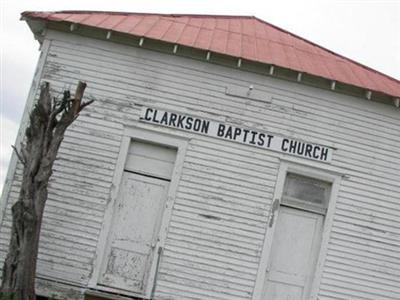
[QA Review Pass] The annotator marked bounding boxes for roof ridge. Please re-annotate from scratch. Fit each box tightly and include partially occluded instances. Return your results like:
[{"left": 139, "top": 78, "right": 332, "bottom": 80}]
[{"left": 22, "top": 10, "right": 256, "bottom": 19}]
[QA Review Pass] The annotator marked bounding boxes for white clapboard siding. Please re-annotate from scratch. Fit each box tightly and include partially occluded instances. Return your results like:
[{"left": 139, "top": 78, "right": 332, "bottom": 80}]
[
  {"left": 44, "top": 59, "right": 400, "bottom": 163},
  {"left": 155, "top": 136, "right": 276, "bottom": 299},
  {"left": 46, "top": 42, "right": 400, "bottom": 146},
  {"left": 0, "top": 30, "right": 399, "bottom": 300}
]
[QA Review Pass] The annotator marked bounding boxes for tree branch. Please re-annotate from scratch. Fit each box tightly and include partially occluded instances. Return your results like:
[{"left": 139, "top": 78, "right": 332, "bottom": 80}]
[
  {"left": 11, "top": 145, "right": 26, "bottom": 166},
  {"left": 72, "top": 81, "right": 87, "bottom": 115},
  {"left": 78, "top": 99, "right": 95, "bottom": 112}
]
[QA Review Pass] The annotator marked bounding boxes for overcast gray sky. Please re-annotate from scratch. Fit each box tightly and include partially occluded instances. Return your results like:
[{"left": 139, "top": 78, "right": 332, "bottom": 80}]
[{"left": 1, "top": 0, "right": 400, "bottom": 193}]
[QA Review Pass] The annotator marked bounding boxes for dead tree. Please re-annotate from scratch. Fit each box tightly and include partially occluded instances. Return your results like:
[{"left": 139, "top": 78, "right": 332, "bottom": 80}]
[{"left": 0, "top": 81, "right": 93, "bottom": 300}]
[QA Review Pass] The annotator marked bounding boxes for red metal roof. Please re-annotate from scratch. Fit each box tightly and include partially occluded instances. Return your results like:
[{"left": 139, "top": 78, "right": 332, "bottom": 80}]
[{"left": 22, "top": 11, "right": 400, "bottom": 98}]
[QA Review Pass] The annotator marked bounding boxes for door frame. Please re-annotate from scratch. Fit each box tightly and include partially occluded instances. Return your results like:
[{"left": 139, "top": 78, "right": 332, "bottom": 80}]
[
  {"left": 88, "top": 126, "right": 188, "bottom": 299},
  {"left": 252, "top": 160, "right": 342, "bottom": 300}
]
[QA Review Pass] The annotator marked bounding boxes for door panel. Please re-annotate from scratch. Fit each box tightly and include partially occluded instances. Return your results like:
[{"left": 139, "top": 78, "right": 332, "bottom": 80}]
[
  {"left": 125, "top": 141, "right": 176, "bottom": 180},
  {"left": 100, "top": 172, "right": 170, "bottom": 293},
  {"left": 262, "top": 206, "right": 323, "bottom": 300}
]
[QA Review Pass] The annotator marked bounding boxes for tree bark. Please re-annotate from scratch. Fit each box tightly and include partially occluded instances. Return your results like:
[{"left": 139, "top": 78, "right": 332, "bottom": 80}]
[{"left": 1, "top": 81, "right": 93, "bottom": 300}]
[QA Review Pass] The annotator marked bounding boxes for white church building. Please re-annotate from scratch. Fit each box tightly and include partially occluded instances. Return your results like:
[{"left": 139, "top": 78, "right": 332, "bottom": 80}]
[{"left": 1, "top": 11, "right": 399, "bottom": 300}]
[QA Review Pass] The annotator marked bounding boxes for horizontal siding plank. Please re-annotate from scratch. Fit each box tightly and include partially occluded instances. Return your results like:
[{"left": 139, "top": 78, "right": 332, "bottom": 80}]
[
  {"left": 175, "top": 191, "right": 269, "bottom": 219},
  {"left": 320, "top": 276, "right": 399, "bottom": 299},
  {"left": 160, "top": 261, "right": 253, "bottom": 287},
  {"left": 161, "top": 251, "right": 256, "bottom": 281},
  {"left": 168, "top": 222, "right": 263, "bottom": 247}
]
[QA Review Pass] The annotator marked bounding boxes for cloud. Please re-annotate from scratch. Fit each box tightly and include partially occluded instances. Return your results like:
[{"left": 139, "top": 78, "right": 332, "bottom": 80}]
[{"left": 0, "top": 116, "right": 19, "bottom": 195}]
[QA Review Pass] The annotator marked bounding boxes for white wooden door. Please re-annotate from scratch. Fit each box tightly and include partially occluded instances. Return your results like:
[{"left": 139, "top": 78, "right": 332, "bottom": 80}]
[
  {"left": 99, "top": 140, "right": 176, "bottom": 294},
  {"left": 100, "top": 172, "right": 170, "bottom": 292},
  {"left": 262, "top": 206, "right": 323, "bottom": 300}
]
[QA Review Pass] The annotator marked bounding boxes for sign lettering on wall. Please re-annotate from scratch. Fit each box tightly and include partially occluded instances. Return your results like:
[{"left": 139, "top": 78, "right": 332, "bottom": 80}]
[{"left": 140, "top": 107, "right": 333, "bottom": 162}]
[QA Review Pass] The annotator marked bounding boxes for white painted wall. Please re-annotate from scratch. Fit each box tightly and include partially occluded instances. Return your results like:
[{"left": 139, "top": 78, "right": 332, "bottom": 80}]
[{"left": 0, "top": 30, "right": 399, "bottom": 300}]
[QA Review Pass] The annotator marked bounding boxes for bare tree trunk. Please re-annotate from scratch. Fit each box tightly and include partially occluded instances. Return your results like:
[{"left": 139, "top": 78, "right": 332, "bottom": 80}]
[{"left": 1, "top": 81, "right": 93, "bottom": 300}]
